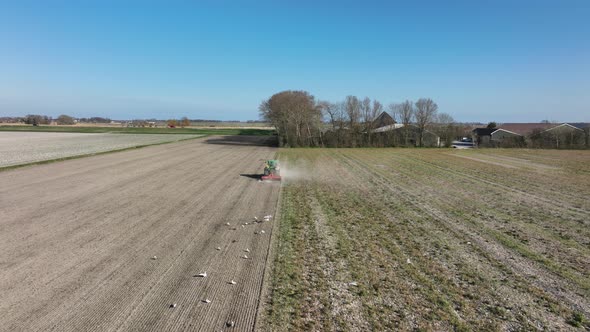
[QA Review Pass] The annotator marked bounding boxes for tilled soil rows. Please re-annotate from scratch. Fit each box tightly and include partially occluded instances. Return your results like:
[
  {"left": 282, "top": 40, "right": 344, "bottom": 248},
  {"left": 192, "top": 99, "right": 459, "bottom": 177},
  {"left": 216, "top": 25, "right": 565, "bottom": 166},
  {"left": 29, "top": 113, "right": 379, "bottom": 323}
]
[
  {"left": 0, "top": 132, "right": 204, "bottom": 168},
  {"left": 0, "top": 135, "right": 280, "bottom": 331}
]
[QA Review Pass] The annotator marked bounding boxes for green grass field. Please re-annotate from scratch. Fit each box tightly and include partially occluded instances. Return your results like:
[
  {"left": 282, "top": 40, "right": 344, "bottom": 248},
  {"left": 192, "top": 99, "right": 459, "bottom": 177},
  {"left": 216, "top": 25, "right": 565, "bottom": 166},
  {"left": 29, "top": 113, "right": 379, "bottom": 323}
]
[
  {"left": 0, "top": 125, "right": 274, "bottom": 136},
  {"left": 262, "top": 148, "right": 590, "bottom": 331}
]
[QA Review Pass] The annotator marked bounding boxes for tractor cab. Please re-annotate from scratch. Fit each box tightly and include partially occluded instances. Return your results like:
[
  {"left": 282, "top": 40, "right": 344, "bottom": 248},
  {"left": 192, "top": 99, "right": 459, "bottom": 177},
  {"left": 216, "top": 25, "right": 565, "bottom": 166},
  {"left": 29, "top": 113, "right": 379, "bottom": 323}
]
[{"left": 262, "top": 159, "right": 281, "bottom": 181}]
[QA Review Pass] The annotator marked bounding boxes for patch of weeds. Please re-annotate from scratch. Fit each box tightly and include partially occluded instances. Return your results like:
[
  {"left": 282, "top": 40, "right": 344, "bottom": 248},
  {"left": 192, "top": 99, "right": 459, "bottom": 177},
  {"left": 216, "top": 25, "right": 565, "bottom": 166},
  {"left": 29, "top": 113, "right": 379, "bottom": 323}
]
[{"left": 566, "top": 311, "right": 586, "bottom": 328}]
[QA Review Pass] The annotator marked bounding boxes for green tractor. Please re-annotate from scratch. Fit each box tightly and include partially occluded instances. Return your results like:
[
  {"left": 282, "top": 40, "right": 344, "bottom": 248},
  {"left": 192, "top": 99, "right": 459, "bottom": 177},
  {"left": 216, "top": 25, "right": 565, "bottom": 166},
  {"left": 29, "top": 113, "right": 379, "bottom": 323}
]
[{"left": 262, "top": 159, "right": 281, "bottom": 181}]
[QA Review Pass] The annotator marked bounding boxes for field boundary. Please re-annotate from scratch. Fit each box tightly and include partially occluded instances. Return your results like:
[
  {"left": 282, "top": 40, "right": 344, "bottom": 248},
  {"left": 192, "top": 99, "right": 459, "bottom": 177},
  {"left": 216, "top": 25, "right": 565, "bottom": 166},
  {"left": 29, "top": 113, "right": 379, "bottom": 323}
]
[
  {"left": 0, "top": 135, "right": 205, "bottom": 173},
  {"left": 0, "top": 125, "right": 274, "bottom": 136},
  {"left": 253, "top": 162, "right": 284, "bottom": 331}
]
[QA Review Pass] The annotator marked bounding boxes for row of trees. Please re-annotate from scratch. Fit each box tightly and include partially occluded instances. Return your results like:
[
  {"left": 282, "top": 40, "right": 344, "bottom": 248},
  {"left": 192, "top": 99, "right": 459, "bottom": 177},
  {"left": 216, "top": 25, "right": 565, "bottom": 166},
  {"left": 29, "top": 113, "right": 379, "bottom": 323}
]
[
  {"left": 18, "top": 114, "right": 109, "bottom": 125},
  {"left": 259, "top": 90, "right": 464, "bottom": 147},
  {"left": 167, "top": 117, "right": 191, "bottom": 128},
  {"left": 23, "top": 114, "right": 52, "bottom": 125}
]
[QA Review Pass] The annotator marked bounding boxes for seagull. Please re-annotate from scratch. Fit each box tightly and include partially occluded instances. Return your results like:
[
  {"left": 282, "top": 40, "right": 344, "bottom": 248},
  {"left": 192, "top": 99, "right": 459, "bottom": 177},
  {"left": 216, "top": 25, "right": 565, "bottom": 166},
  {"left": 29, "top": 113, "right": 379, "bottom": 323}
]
[
  {"left": 196, "top": 272, "right": 207, "bottom": 278},
  {"left": 244, "top": 248, "right": 250, "bottom": 253},
  {"left": 170, "top": 303, "right": 177, "bottom": 308},
  {"left": 242, "top": 255, "right": 249, "bottom": 259},
  {"left": 216, "top": 247, "right": 221, "bottom": 251},
  {"left": 151, "top": 256, "right": 157, "bottom": 260},
  {"left": 229, "top": 280, "right": 236, "bottom": 285},
  {"left": 202, "top": 299, "right": 211, "bottom": 304}
]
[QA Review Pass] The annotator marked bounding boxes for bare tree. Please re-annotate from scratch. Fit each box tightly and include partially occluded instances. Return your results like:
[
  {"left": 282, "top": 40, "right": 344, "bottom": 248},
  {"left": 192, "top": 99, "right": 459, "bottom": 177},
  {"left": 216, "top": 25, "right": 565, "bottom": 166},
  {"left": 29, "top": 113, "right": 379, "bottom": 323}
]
[
  {"left": 318, "top": 101, "right": 337, "bottom": 129},
  {"left": 180, "top": 117, "right": 190, "bottom": 128},
  {"left": 344, "top": 96, "right": 361, "bottom": 146},
  {"left": 414, "top": 98, "right": 438, "bottom": 147},
  {"left": 389, "top": 100, "right": 414, "bottom": 146},
  {"left": 433, "top": 112, "right": 456, "bottom": 147},
  {"left": 345, "top": 95, "right": 360, "bottom": 129},
  {"left": 360, "top": 97, "right": 372, "bottom": 124}
]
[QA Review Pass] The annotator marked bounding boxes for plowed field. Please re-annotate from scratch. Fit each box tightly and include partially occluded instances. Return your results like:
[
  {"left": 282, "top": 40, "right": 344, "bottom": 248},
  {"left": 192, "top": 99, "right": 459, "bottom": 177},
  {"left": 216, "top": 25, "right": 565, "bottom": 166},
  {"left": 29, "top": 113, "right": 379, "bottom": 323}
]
[
  {"left": 0, "top": 132, "right": 203, "bottom": 167},
  {"left": 0, "top": 135, "right": 280, "bottom": 331},
  {"left": 262, "top": 148, "right": 590, "bottom": 331}
]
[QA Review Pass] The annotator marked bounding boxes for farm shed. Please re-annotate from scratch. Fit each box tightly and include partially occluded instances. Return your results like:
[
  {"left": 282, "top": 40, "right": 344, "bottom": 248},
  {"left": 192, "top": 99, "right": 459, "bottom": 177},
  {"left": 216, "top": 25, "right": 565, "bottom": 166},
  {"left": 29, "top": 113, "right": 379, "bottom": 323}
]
[
  {"left": 474, "top": 123, "right": 590, "bottom": 148},
  {"left": 530, "top": 123, "right": 586, "bottom": 148}
]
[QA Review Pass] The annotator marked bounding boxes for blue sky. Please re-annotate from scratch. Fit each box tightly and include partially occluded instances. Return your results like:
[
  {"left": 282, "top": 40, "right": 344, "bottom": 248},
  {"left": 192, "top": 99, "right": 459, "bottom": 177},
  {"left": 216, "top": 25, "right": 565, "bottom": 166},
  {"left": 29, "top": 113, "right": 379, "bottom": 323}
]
[{"left": 0, "top": 0, "right": 588, "bottom": 122}]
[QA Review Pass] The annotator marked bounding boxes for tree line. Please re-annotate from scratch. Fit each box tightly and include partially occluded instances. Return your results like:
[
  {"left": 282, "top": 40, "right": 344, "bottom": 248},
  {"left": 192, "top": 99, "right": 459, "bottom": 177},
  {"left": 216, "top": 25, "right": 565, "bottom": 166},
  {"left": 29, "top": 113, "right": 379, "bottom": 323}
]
[
  {"left": 259, "top": 90, "right": 465, "bottom": 147},
  {"left": 1, "top": 114, "right": 113, "bottom": 125}
]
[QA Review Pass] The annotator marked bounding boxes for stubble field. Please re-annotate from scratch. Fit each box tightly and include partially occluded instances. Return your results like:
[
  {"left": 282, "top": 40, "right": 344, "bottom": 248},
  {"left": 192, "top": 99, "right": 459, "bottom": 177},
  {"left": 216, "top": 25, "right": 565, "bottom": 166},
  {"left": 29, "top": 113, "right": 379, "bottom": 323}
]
[{"left": 262, "top": 148, "right": 590, "bottom": 331}]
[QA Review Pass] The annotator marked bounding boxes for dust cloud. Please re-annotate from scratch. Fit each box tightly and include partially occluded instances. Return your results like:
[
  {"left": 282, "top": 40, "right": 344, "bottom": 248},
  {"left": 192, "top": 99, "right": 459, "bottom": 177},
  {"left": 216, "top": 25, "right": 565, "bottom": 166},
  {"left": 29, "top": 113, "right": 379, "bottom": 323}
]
[{"left": 279, "top": 163, "right": 307, "bottom": 181}]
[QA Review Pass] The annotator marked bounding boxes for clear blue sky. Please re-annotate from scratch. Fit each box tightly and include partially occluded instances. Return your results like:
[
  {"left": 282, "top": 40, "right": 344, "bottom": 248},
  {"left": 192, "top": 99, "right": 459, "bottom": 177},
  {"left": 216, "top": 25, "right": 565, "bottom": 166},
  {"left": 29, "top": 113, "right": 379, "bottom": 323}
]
[{"left": 0, "top": 0, "right": 588, "bottom": 122}]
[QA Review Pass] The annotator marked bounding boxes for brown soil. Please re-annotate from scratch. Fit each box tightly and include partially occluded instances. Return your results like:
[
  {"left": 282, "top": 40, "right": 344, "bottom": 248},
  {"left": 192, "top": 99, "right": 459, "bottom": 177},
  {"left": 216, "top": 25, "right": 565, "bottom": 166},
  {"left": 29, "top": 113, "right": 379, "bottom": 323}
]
[{"left": 0, "top": 136, "right": 280, "bottom": 331}]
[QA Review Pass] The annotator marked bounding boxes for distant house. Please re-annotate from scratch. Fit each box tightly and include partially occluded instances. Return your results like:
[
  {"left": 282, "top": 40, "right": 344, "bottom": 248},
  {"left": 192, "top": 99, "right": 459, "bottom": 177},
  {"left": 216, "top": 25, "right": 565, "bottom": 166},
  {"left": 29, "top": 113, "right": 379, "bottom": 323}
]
[
  {"left": 372, "top": 112, "right": 396, "bottom": 128},
  {"left": 473, "top": 122, "right": 589, "bottom": 148},
  {"left": 472, "top": 127, "right": 524, "bottom": 147},
  {"left": 472, "top": 128, "right": 496, "bottom": 144}
]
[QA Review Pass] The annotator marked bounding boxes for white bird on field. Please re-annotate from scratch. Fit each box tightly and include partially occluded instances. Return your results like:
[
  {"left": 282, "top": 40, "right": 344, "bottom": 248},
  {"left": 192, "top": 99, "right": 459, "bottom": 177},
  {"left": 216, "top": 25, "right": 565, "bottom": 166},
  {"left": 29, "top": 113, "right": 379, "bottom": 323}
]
[
  {"left": 196, "top": 272, "right": 207, "bottom": 278},
  {"left": 242, "top": 255, "right": 249, "bottom": 259},
  {"left": 229, "top": 280, "right": 236, "bottom": 285},
  {"left": 202, "top": 299, "right": 211, "bottom": 304},
  {"left": 216, "top": 247, "right": 221, "bottom": 251},
  {"left": 244, "top": 248, "right": 250, "bottom": 253}
]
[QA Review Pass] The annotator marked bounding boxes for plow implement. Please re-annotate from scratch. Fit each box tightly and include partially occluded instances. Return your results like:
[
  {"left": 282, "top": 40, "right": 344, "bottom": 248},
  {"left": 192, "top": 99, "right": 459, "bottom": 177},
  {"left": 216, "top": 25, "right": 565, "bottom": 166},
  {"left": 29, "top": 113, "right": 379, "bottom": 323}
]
[{"left": 261, "top": 159, "right": 281, "bottom": 181}]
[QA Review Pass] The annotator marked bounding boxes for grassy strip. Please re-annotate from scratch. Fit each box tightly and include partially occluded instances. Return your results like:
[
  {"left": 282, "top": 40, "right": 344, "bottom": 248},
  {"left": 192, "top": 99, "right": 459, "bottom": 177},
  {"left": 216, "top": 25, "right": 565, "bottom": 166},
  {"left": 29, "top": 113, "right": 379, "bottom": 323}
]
[
  {"left": 0, "top": 135, "right": 204, "bottom": 172},
  {"left": 0, "top": 125, "right": 274, "bottom": 136},
  {"left": 265, "top": 186, "right": 307, "bottom": 331}
]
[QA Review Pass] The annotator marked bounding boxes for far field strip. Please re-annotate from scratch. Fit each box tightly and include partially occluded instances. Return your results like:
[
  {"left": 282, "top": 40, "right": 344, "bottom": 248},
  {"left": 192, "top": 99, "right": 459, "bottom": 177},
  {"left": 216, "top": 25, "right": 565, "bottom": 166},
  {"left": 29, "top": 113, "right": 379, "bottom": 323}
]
[
  {"left": 0, "top": 135, "right": 280, "bottom": 331},
  {"left": 0, "top": 132, "right": 203, "bottom": 168},
  {"left": 262, "top": 148, "right": 590, "bottom": 331}
]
